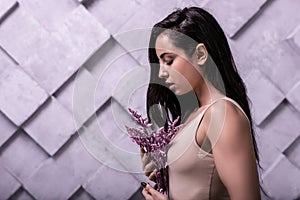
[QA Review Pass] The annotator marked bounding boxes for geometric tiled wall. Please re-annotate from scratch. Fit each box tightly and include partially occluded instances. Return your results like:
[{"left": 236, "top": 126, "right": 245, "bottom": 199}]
[{"left": 0, "top": 0, "right": 299, "bottom": 199}]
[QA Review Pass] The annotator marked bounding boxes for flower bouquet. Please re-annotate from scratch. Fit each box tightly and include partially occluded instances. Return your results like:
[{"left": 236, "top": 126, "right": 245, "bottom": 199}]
[{"left": 125, "top": 108, "right": 182, "bottom": 194}]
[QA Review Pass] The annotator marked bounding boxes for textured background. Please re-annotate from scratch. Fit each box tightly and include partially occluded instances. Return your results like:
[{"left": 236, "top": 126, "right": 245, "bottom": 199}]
[{"left": 0, "top": 0, "right": 300, "bottom": 199}]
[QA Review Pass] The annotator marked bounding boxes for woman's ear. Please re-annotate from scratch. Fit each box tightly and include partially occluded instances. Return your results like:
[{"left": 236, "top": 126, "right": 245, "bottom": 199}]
[{"left": 195, "top": 43, "right": 208, "bottom": 66}]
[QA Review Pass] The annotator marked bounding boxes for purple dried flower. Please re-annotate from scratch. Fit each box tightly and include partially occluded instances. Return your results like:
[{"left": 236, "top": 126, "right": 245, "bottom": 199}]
[{"left": 125, "top": 108, "right": 182, "bottom": 194}]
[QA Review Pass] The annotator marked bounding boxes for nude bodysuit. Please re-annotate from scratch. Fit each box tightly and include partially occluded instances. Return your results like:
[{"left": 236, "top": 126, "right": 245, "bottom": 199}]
[{"left": 167, "top": 97, "right": 250, "bottom": 200}]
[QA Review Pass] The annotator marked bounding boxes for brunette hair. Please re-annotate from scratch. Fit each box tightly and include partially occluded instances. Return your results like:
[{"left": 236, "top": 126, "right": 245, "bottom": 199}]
[{"left": 146, "top": 6, "right": 269, "bottom": 197}]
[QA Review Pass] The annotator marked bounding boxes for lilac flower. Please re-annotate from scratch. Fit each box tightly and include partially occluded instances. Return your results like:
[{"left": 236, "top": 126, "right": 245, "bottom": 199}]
[{"left": 125, "top": 108, "right": 182, "bottom": 194}]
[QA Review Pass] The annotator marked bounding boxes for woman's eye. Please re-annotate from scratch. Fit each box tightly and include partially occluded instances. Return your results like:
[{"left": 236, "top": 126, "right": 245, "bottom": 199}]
[{"left": 166, "top": 60, "right": 173, "bottom": 65}]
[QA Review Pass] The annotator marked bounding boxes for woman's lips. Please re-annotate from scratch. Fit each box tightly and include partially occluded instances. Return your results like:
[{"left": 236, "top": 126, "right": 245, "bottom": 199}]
[
  {"left": 169, "top": 84, "right": 175, "bottom": 90},
  {"left": 165, "top": 82, "right": 175, "bottom": 90}
]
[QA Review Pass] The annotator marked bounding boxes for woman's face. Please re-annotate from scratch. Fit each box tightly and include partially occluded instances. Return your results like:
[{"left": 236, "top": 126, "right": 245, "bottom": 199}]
[{"left": 155, "top": 34, "right": 203, "bottom": 95}]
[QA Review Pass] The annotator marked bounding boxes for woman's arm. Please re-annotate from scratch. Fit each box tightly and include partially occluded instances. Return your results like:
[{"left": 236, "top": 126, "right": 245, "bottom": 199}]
[{"left": 198, "top": 101, "right": 261, "bottom": 200}]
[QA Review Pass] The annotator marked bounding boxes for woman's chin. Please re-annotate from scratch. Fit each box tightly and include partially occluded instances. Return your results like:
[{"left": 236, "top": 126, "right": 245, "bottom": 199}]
[
  {"left": 173, "top": 89, "right": 187, "bottom": 96},
  {"left": 173, "top": 87, "right": 196, "bottom": 96}
]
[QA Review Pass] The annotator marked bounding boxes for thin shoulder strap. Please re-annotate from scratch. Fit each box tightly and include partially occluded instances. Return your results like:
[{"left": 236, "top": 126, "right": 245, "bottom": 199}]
[
  {"left": 220, "top": 97, "right": 250, "bottom": 123},
  {"left": 201, "top": 96, "right": 250, "bottom": 123}
]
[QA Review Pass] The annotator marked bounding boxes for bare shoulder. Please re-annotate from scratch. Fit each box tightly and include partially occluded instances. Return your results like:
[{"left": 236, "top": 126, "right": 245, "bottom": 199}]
[
  {"left": 213, "top": 99, "right": 253, "bottom": 156},
  {"left": 196, "top": 99, "right": 251, "bottom": 151},
  {"left": 217, "top": 99, "right": 249, "bottom": 130}
]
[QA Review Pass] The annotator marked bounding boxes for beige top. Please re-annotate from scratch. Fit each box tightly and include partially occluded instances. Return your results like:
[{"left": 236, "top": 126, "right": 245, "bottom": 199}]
[{"left": 167, "top": 97, "right": 249, "bottom": 200}]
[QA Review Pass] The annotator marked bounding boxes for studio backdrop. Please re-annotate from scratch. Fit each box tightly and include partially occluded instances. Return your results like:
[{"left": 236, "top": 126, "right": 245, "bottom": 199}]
[{"left": 0, "top": 0, "right": 300, "bottom": 199}]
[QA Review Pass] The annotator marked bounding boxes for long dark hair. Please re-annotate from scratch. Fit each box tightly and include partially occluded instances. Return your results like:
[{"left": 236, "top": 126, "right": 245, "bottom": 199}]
[{"left": 146, "top": 6, "right": 269, "bottom": 197}]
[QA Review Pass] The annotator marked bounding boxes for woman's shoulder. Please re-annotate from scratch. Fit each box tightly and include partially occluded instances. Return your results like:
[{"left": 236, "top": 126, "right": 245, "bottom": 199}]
[
  {"left": 219, "top": 98, "right": 250, "bottom": 131},
  {"left": 196, "top": 97, "right": 251, "bottom": 149},
  {"left": 206, "top": 97, "right": 249, "bottom": 128}
]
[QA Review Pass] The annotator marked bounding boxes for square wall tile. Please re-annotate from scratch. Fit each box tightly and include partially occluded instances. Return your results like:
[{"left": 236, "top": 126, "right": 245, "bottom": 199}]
[
  {"left": 246, "top": 30, "right": 300, "bottom": 94},
  {"left": 23, "top": 97, "right": 76, "bottom": 156},
  {"left": 0, "top": 6, "right": 50, "bottom": 65},
  {"left": 55, "top": 68, "right": 92, "bottom": 113},
  {"left": 244, "top": 68, "right": 284, "bottom": 125},
  {"left": 53, "top": 5, "right": 110, "bottom": 70},
  {"left": 23, "top": 159, "right": 79, "bottom": 200},
  {"left": 203, "top": 0, "right": 267, "bottom": 37},
  {"left": 0, "top": 130, "right": 48, "bottom": 182},
  {"left": 257, "top": 101, "right": 300, "bottom": 153},
  {"left": 262, "top": 154, "right": 300, "bottom": 200},
  {"left": 83, "top": 37, "right": 140, "bottom": 110},
  {"left": 23, "top": 5, "right": 110, "bottom": 94},
  {"left": 0, "top": 5, "right": 110, "bottom": 94},
  {"left": 55, "top": 135, "right": 101, "bottom": 184},
  {"left": 83, "top": 165, "right": 140, "bottom": 200},
  {"left": 0, "top": 66, "right": 48, "bottom": 126},
  {"left": 0, "top": 164, "right": 21, "bottom": 200},
  {"left": 87, "top": 0, "right": 142, "bottom": 34},
  {"left": 17, "top": 0, "right": 77, "bottom": 32}
]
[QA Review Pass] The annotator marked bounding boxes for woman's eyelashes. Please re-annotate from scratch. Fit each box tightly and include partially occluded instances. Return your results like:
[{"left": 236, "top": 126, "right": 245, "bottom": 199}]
[
  {"left": 166, "top": 59, "right": 174, "bottom": 65},
  {"left": 159, "top": 59, "right": 173, "bottom": 66},
  {"left": 165, "top": 55, "right": 175, "bottom": 65},
  {"left": 158, "top": 54, "right": 175, "bottom": 66}
]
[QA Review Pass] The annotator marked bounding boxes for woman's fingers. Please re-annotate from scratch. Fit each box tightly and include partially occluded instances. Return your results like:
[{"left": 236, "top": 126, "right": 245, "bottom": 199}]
[
  {"left": 140, "top": 148, "right": 152, "bottom": 168},
  {"left": 141, "top": 182, "right": 168, "bottom": 200},
  {"left": 142, "top": 154, "right": 152, "bottom": 169},
  {"left": 142, "top": 152, "right": 151, "bottom": 163},
  {"left": 144, "top": 162, "right": 156, "bottom": 176},
  {"left": 149, "top": 169, "right": 158, "bottom": 182},
  {"left": 142, "top": 188, "right": 153, "bottom": 200},
  {"left": 139, "top": 147, "right": 157, "bottom": 180},
  {"left": 140, "top": 147, "right": 145, "bottom": 156}
]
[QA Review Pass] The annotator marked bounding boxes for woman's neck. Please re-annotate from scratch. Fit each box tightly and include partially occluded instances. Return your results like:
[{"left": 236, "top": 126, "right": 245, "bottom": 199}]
[{"left": 195, "top": 80, "right": 225, "bottom": 107}]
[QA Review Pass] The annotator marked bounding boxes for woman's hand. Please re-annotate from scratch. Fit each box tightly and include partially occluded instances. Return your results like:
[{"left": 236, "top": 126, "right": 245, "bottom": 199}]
[
  {"left": 140, "top": 147, "right": 158, "bottom": 182},
  {"left": 141, "top": 182, "right": 168, "bottom": 200}
]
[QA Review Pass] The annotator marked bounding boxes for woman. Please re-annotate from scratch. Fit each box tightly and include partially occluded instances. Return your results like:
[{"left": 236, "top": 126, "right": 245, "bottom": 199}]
[{"left": 140, "top": 7, "right": 265, "bottom": 200}]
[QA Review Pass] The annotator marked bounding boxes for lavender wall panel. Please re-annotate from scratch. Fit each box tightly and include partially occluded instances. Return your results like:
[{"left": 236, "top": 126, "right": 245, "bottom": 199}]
[{"left": 0, "top": 0, "right": 299, "bottom": 199}]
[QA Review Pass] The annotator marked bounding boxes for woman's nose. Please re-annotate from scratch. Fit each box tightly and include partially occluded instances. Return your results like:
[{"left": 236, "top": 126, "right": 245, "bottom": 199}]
[{"left": 158, "top": 64, "right": 168, "bottom": 79}]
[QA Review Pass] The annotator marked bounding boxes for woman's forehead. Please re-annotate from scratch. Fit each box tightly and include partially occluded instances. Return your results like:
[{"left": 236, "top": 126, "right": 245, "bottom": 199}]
[
  {"left": 155, "top": 34, "right": 174, "bottom": 51},
  {"left": 155, "top": 34, "right": 186, "bottom": 58}
]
